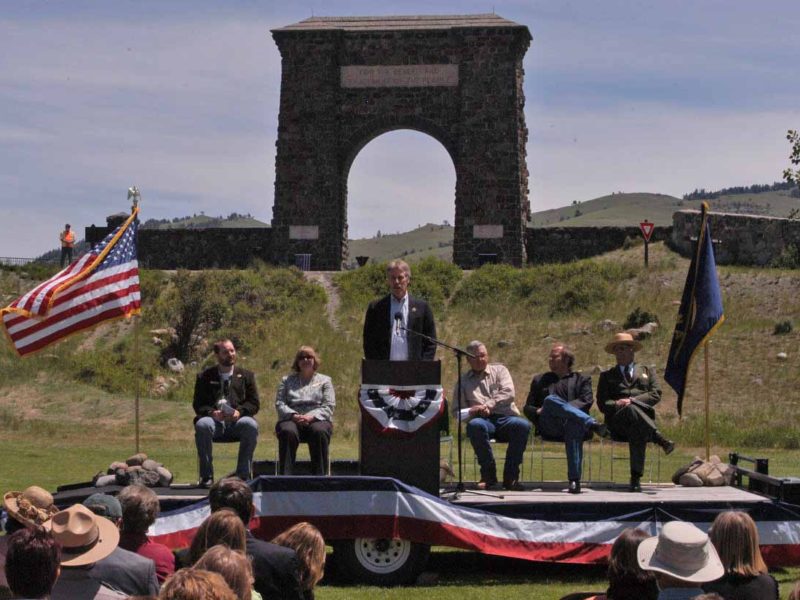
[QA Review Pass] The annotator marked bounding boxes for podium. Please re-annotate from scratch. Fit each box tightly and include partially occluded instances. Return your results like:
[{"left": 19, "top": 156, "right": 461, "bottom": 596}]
[{"left": 360, "top": 360, "right": 442, "bottom": 495}]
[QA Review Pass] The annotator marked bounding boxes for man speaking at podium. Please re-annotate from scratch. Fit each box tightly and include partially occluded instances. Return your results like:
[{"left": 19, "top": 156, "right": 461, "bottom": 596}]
[{"left": 363, "top": 259, "right": 436, "bottom": 361}]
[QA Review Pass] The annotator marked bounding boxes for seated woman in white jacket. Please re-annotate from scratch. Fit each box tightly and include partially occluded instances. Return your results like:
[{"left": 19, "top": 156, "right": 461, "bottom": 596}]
[{"left": 275, "top": 346, "right": 336, "bottom": 475}]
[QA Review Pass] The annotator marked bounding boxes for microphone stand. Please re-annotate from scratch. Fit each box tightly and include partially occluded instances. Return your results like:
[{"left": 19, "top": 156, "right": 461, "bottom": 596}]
[{"left": 399, "top": 326, "right": 503, "bottom": 500}]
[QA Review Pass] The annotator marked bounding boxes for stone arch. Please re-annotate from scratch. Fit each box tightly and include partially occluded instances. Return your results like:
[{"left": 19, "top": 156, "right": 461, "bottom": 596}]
[{"left": 271, "top": 14, "right": 531, "bottom": 269}]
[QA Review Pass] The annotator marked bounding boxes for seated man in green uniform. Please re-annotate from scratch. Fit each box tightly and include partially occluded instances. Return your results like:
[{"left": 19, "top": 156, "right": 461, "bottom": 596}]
[{"left": 597, "top": 332, "right": 675, "bottom": 492}]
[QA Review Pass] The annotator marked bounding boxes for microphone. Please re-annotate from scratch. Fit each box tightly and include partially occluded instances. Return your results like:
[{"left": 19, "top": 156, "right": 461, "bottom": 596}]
[{"left": 394, "top": 311, "right": 402, "bottom": 335}]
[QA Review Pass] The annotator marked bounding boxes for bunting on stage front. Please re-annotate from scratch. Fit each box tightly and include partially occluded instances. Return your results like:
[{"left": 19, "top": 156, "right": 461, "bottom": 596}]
[
  {"left": 664, "top": 202, "right": 725, "bottom": 416},
  {"left": 359, "top": 384, "right": 444, "bottom": 436},
  {"left": 1, "top": 209, "right": 141, "bottom": 357}
]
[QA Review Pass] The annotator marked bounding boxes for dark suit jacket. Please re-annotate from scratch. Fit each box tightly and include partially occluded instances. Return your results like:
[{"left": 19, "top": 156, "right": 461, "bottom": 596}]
[
  {"left": 88, "top": 546, "right": 159, "bottom": 596},
  {"left": 193, "top": 365, "right": 260, "bottom": 423},
  {"left": 523, "top": 371, "right": 593, "bottom": 426},
  {"left": 596, "top": 363, "right": 662, "bottom": 422},
  {"left": 363, "top": 294, "right": 436, "bottom": 360},
  {"left": 246, "top": 532, "right": 303, "bottom": 600}
]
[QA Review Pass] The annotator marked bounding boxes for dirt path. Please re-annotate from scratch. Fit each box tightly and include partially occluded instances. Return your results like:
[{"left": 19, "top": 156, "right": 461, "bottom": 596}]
[{"left": 304, "top": 272, "right": 341, "bottom": 330}]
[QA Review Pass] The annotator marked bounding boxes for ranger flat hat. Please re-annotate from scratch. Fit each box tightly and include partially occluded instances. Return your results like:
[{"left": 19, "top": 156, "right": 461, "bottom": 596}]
[{"left": 604, "top": 332, "right": 642, "bottom": 354}]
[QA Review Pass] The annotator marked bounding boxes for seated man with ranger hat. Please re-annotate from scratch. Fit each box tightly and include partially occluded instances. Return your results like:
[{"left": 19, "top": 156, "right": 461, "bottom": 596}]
[{"left": 597, "top": 332, "right": 675, "bottom": 493}]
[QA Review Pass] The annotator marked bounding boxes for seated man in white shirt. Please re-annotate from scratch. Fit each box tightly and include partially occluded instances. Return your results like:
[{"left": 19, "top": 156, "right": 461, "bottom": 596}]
[{"left": 453, "top": 340, "right": 531, "bottom": 491}]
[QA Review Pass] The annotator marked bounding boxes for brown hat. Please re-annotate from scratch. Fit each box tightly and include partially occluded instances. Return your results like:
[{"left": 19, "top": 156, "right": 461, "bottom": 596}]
[
  {"left": 3, "top": 486, "right": 58, "bottom": 528},
  {"left": 45, "top": 504, "right": 120, "bottom": 566},
  {"left": 604, "top": 332, "right": 642, "bottom": 354},
  {"left": 637, "top": 521, "right": 724, "bottom": 583}
]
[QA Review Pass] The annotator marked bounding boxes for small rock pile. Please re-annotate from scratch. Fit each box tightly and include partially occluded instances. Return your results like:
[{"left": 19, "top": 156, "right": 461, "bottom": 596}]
[{"left": 93, "top": 453, "right": 173, "bottom": 488}]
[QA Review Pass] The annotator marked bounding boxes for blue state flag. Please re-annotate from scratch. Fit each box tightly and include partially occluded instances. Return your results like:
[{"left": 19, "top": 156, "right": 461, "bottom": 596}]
[{"left": 664, "top": 202, "right": 725, "bottom": 416}]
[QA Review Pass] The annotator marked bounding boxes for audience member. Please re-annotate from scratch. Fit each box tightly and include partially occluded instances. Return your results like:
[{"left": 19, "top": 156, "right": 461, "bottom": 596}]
[
  {"left": 275, "top": 346, "right": 336, "bottom": 475},
  {"left": 4, "top": 527, "right": 61, "bottom": 599},
  {"left": 195, "top": 544, "right": 255, "bottom": 600},
  {"left": 638, "top": 521, "right": 724, "bottom": 599},
  {"left": 585, "top": 528, "right": 658, "bottom": 600},
  {"left": 789, "top": 580, "right": 800, "bottom": 600},
  {"left": 82, "top": 492, "right": 160, "bottom": 596},
  {"left": 187, "top": 509, "right": 247, "bottom": 566},
  {"left": 1, "top": 485, "right": 59, "bottom": 594},
  {"left": 693, "top": 594, "right": 724, "bottom": 600},
  {"left": 118, "top": 484, "right": 176, "bottom": 583},
  {"left": 271, "top": 522, "right": 326, "bottom": 600},
  {"left": 702, "top": 511, "right": 779, "bottom": 599},
  {"left": 159, "top": 568, "right": 236, "bottom": 600},
  {"left": 206, "top": 478, "right": 302, "bottom": 600},
  {"left": 47, "top": 504, "right": 128, "bottom": 599}
]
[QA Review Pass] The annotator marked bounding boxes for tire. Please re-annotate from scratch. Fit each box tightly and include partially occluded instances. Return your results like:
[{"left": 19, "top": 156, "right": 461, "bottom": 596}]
[{"left": 332, "top": 537, "right": 431, "bottom": 586}]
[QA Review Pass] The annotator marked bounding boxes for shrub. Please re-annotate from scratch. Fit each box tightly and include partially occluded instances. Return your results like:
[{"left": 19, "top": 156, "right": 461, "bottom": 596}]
[
  {"left": 774, "top": 320, "right": 793, "bottom": 335},
  {"left": 624, "top": 307, "right": 660, "bottom": 329},
  {"left": 770, "top": 244, "right": 800, "bottom": 269}
]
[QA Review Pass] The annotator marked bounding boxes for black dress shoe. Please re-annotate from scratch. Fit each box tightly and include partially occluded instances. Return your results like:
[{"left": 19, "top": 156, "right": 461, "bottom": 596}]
[
  {"left": 568, "top": 480, "right": 581, "bottom": 494},
  {"left": 654, "top": 431, "right": 676, "bottom": 455},
  {"left": 503, "top": 479, "right": 525, "bottom": 491},
  {"left": 198, "top": 477, "right": 214, "bottom": 489},
  {"left": 590, "top": 422, "right": 611, "bottom": 439},
  {"left": 629, "top": 477, "right": 642, "bottom": 493}
]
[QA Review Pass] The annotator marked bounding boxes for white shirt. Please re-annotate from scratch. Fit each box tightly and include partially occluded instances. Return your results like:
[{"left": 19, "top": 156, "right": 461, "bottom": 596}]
[{"left": 389, "top": 293, "right": 409, "bottom": 361}]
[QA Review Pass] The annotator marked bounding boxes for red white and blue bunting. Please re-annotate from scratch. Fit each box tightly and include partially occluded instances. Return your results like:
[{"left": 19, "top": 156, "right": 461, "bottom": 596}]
[{"left": 359, "top": 384, "right": 444, "bottom": 436}]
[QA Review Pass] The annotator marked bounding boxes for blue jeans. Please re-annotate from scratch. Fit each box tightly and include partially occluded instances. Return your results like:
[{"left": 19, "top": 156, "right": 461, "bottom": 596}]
[
  {"left": 536, "top": 394, "right": 595, "bottom": 481},
  {"left": 195, "top": 416, "right": 259, "bottom": 480},
  {"left": 466, "top": 414, "right": 531, "bottom": 482}
]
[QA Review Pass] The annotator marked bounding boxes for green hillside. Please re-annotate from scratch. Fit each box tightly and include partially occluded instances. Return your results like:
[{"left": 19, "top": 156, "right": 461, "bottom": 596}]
[
  {"left": 347, "top": 223, "right": 453, "bottom": 265},
  {"left": 529, "top": 190, "right": 798, "bottom": 228},
  {"left": 142, "top": 214, "right": 268, "bottom": 229}
]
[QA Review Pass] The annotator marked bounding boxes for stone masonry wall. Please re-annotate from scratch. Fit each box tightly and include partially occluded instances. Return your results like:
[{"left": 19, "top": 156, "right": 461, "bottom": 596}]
[
  {"left": 139, "top": 228, "right": 272, "bottom": 269},
  {"left": 271, "top": 19, "right": 531, "bottom": 270},
  {"left": 526, "top": 226, "right": 671, "bottom": 264},
  {"left": 670, "top": 210, "right": 800, "bottom": 266}
]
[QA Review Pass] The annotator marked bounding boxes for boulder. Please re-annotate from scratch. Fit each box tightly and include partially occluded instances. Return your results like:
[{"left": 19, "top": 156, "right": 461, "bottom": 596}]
[{"left": 167, "top": 358, "right": 184, "bottom": 373}]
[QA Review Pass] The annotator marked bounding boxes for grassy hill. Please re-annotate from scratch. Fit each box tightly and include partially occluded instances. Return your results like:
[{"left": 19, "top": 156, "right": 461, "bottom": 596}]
[
  {"left": 1, "top": 245, "right": 799, "bottom": 495},
  {"left": 142, "top": 214, "right": 269, "bottom": 229},
  {"left": 529, "top": 190, "right": 798, "bottom": 228},
  {"left": 347, "top": 223, "right": 453, "bottom": 265}
]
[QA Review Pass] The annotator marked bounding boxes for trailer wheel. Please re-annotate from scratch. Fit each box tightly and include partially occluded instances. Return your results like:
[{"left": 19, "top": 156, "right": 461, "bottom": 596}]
[{"left": 333, "top": 538, "right": 430, "bottom": 585}]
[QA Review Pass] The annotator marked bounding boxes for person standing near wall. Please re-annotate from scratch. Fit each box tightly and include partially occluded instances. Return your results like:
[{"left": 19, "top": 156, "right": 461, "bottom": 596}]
[{"left": 60, "top": 223, "right": 75, "bottom": 267}]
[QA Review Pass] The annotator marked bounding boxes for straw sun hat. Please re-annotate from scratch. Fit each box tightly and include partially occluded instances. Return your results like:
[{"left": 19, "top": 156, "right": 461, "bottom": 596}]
[
  {"left": 3, "top": 486, "right": 58, "bottom": 528},
  {"left": 637, "top": 521, "right": 724, "bottom": 583}
]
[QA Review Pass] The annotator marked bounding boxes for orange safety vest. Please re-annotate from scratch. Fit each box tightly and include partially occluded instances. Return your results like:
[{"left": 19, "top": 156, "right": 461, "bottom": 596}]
[{"left": 60, "top": 229, "right": 75, "bottom": 248}]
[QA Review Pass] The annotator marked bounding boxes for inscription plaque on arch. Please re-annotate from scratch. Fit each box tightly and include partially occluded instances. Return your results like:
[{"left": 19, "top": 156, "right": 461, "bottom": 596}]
[
  {"left": 289, "top": 226, "right": 319, "bottom": 240},
  {"left": 341, "top": 64, "right": 459, "bottom": 88},
  {"left": 473, "top": 225, "right": 504, "bottom": 239}
]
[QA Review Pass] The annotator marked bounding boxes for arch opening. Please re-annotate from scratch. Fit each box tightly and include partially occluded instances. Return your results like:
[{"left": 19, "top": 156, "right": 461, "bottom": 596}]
[{"left": 345, "top": 129, "right": 456, "bottom": 266}]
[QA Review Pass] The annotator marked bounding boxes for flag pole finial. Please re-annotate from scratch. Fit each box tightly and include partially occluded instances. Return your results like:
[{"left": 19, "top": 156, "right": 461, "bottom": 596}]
[{"left": 127, "top": 186, "right": 141, "bottom": 212}]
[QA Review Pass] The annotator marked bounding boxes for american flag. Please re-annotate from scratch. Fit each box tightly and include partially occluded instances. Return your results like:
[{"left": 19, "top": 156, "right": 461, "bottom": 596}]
[{"left": 1, "top": 210, "right": 141, "bottom": 357}]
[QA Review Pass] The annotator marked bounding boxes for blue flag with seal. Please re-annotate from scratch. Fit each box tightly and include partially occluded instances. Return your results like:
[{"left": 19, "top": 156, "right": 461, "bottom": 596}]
[{"left": 664, "top": 202, "right": 725, "bottom": 416}]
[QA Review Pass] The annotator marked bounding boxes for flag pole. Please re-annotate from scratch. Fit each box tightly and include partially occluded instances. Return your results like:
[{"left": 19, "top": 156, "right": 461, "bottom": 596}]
[
  {"left": 128, "top": 187, "right": 142, "bottom": 454},
  {"left": 704, "top": 340, "right": 710, "bottom": 460}
]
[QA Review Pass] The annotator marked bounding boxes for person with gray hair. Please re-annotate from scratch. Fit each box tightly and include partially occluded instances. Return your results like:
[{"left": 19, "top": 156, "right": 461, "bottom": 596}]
[
  {"left": 362, "top": 259, "right": 437, "bottom": 361},
  {"left": 453, "top": 341, "right": 531, "bottom": 491}
]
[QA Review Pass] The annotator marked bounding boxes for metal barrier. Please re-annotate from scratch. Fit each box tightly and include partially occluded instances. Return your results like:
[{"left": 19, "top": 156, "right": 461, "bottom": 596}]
[{"left": 0, "top": 257, "right": 58, "bottom": 266}]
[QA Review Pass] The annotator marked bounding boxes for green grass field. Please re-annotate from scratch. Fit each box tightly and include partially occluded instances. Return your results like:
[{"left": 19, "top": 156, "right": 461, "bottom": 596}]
[{"left": 1, "top": 244, "right": 799, "bottom": 597}]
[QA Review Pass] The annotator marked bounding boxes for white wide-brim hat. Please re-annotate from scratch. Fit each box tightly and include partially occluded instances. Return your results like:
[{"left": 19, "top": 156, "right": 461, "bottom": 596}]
[{"left": 637, "top": 521, "right": 724, "bottom": 583}]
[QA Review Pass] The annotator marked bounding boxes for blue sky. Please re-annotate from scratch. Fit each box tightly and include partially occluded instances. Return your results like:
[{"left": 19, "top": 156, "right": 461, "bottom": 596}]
[{"left": 1, "top": 0, "right": 798, "bottom": 256}]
